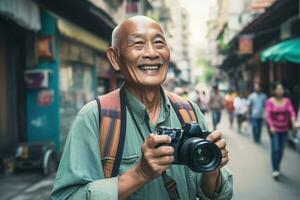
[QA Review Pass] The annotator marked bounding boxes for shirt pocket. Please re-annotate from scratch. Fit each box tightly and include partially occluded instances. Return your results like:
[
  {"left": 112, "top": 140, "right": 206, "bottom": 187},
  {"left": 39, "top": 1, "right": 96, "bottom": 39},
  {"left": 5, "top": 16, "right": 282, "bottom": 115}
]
[
  {"left": 119, "top": 154, "right": 139, "bottom": 174},
  {"left": 119, "top": 154, "right": 143, "bottom": 199}
]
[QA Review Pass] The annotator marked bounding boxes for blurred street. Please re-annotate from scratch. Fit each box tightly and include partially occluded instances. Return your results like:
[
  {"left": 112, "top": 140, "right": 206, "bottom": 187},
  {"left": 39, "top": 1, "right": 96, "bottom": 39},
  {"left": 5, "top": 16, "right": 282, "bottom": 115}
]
[
  {"left": 1, "top": 0, "right": 300, "bottom": 199},
  {"left": 205, "top": 112, "right": 300, "bottom": 200},
  {"left": 0, "top": 173, "right": 53, "bottom": 200},
  {"left": 0, "top": 113, "right": 299, "bottom": 200}
]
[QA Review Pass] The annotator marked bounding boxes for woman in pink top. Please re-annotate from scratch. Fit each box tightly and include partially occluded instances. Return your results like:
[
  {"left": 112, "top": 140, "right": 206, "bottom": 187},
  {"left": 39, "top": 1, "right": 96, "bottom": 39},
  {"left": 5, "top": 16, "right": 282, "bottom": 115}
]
[{"left": 265, "top": 82, "right": 296, "bottom": 180}]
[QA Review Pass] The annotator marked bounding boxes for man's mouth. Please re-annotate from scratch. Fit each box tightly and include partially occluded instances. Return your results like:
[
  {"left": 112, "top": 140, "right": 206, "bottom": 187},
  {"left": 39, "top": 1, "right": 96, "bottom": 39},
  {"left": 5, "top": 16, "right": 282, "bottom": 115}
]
[{"left": 138, "top": 64, "right": 162, "bottom": 70}]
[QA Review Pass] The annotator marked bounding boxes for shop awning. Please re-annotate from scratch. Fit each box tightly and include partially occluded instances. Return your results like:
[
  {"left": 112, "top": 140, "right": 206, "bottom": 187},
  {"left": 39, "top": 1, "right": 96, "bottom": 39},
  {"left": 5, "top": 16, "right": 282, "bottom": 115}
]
[
  {"left": 57, "top": 18, "right": 108, "bottom": 52},
  {"left": 261, "top": 38, "right": 300, "bottom": 63},
  {"left": 0, "top": 0, "right": 40, "bottom": 31}
]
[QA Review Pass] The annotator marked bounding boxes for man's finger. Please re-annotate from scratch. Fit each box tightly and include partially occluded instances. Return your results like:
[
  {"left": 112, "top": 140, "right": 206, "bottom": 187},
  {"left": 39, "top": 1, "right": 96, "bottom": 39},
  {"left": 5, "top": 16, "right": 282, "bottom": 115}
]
[
  {"left": 206, "top": 130, "right": 222, "bottom": 142},
  {"left": 221, "top": 149, "right": 229, "bottom": 158},
  {"left": 221, "top": 157, "right": 229, "bottom": 167},
  {"left": 153, "top": 146, "right": 174, "bottom": 157},
  {"left": 146, "top": 134, "right": 171, "bottom": 148},
  {"left": 215, "top": 138, "right": 226, "bottom": 149},
  {"left": 153, "top": 155, "right": 174, "bottom": 165}
]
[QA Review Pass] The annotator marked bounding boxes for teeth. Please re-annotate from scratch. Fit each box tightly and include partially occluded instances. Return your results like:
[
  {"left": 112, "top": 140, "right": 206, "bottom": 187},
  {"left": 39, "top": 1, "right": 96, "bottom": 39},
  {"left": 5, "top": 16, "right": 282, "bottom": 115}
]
[{"left": 140, "top": 65, "right": 159, "bottom": 70}]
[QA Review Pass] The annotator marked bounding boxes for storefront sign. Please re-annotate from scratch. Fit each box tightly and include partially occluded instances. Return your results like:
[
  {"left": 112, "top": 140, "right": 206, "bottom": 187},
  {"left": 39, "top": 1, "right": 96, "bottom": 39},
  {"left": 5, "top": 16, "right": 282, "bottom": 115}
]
[
  {"left": 38, "top": 90, "right": 53, "bottom": 106},
  {"left": 239, "top": 34, "right": 254, "bottom": 55},
  {"left": 37, "top": 36, "right": 55, "bottom": 60}
]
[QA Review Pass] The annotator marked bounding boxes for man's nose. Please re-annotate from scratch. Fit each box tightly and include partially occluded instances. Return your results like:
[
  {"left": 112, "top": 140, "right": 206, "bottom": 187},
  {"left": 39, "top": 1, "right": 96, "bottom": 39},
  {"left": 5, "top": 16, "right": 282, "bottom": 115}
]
[{"left": 143, "top": 42, "right": 159, "bottom": 59}]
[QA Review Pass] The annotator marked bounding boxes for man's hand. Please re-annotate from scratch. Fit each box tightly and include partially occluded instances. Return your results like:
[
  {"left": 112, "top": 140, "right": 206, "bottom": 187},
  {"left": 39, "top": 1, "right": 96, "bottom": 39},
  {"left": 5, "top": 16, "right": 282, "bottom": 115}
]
[
  {"left": 135, "top": 134, "right": 174, "bottom": 182},
  {"left": 119, "top": 134, "right": 174, "bottom": 200},
  {"left": 206, "top": 130, "right": 229, "bottom": 168},
  {"left": 202, "top": 130, "right": 229, "bottom": 197}
]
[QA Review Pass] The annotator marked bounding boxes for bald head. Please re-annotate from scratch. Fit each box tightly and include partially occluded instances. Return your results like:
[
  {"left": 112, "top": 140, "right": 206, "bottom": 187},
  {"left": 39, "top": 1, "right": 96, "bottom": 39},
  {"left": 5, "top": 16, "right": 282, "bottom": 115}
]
[
  {"left": 106, "top": 15, "right": 170, "bottom": 87},
  {"left": 111, "top": 16, "right": 165, "bottom": 49}
]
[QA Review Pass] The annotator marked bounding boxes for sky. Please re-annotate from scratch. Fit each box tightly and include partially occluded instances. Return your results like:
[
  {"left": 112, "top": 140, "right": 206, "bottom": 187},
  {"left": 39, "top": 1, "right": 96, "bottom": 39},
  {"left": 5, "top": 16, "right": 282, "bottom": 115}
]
[{"left": 179, "top": 0, "right": 217, "bottom": 46}]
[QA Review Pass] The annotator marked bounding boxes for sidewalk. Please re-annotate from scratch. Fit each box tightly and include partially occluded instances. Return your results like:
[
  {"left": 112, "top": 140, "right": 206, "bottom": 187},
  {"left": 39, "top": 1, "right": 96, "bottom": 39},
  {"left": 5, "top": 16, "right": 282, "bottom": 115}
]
[
  {"left": 208, "top": 111, "right": 300, "bottom": 200},
  {"left": 0, "top": 172, "right": 54, "bottom": 200}
]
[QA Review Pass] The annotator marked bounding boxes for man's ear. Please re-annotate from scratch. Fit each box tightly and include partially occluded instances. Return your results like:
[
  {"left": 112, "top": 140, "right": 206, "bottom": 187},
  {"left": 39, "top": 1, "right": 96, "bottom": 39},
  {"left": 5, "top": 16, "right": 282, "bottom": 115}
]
[{"left": 106, "top": 47, "right": 120, "bottom": 71}]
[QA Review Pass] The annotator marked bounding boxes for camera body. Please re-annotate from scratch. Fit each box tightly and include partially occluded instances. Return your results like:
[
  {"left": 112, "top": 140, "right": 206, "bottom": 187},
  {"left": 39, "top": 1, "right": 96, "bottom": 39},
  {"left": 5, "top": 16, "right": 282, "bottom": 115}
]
[{"left": 157, "top": 122, "right": 221, "bottom": 172}]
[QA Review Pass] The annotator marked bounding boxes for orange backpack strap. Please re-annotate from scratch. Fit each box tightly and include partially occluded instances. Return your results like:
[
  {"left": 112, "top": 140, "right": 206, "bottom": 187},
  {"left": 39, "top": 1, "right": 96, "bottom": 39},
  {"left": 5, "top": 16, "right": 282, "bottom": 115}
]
[
  {"left": 166, "top": 91, "right": 198, "bottom": 124},
  {"left": 95, "top": 89, "right": 126, "bottom": 178},
  {"left": 95, "top": 89, "right": 197, "bottom": 178}
]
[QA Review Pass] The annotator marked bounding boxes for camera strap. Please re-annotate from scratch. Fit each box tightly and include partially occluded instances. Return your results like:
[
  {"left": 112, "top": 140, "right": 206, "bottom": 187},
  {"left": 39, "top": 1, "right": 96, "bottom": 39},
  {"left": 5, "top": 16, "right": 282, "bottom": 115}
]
[
  {"left": 162, "top": 171, "right": 180, "bottom": 200},
  {"left": 125, "top": 97, "right": 180, "bottom": 200}
]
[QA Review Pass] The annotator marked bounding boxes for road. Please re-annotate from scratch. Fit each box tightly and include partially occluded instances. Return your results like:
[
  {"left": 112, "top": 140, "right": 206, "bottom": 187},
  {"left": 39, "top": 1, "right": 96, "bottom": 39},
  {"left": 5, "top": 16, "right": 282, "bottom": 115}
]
[
  {"left": 205, "top": 112, "right": 300, "bottom": 200},
  {"left": 0, "top": 173, "right": 53, "bottom": 200}
]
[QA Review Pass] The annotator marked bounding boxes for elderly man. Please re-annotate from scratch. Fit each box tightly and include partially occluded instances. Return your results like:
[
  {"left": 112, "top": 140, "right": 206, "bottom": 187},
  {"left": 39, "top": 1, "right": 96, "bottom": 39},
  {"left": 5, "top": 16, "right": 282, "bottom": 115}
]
[{"left": 52, "top": 16, "right": 233, "bottom": 200}]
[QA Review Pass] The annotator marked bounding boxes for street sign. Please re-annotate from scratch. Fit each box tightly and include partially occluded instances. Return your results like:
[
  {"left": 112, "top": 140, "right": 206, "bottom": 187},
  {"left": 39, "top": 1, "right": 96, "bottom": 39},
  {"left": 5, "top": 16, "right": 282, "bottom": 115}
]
[{"left": 239, "top": 34, "right": 254, "bottom": 55}]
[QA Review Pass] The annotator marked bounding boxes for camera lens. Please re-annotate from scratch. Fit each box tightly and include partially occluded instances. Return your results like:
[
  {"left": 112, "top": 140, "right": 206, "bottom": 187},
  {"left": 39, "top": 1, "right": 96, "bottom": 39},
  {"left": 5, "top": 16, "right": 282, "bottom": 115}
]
[
  {"left": 194, "top": 147, "right": 212, "bottom": 166},
  {"left": 179, "top": 138, "right": 221, "bottom": 172}
]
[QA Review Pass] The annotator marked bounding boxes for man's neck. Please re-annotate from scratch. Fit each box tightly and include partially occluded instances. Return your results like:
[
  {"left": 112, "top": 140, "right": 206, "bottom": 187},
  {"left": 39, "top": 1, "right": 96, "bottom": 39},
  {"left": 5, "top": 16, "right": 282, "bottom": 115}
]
[{"left": 125, "top": 83, "right": 161, "bottom": 124}]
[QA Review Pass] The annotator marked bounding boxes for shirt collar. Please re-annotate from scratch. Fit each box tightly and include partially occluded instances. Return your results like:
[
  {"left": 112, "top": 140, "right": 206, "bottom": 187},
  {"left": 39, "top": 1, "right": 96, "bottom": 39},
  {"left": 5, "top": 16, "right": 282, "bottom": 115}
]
[{"left": 122, "top": 86, "right": 171, "bottom": 122}]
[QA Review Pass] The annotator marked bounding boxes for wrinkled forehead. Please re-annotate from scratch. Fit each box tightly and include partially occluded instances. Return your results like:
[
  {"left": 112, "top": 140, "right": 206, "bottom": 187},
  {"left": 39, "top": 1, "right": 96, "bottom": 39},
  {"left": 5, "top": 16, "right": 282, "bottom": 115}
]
[{"left": 119, "top": 19, "right": 165, "bottom": 42}]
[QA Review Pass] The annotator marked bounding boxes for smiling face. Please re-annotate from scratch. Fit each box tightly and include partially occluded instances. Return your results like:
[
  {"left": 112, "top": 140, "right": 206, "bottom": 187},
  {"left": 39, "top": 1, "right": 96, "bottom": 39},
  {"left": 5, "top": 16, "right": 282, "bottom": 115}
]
[{"left": 107, "top": 17, "right": 170, "bottom": 88}]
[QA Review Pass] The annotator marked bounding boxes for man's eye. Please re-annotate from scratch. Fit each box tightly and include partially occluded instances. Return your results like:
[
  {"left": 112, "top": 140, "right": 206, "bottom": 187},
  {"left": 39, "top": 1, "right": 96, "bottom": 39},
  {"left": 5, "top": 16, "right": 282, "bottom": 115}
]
[
  {"left": 133, "top": 41, "right": 144, "bottom": 49},
  {"left": 134, "top": 41, "right": 144, "bottom": 45},
  {"left": 155, "top": 41, "right": 165, "bottom": 48}
]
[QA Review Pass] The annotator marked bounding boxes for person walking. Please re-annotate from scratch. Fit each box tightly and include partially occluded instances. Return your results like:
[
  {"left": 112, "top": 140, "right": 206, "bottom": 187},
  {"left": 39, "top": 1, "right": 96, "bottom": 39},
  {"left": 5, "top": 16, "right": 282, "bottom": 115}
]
[
  {"left": 209, "top": 85, "right": 224, "bottom": 130},
  {"left": 233, "top": 92, "right": 249, "bottom": 134},
  {"left": 248, "top": 83, "right": 267, "bottom": 143},
  {"left": 265, "top": 82, "right": 296, "bottom": 180},
  {"left": 224, "top": 90, "right": 236, "bottom": 128},
  {"left": 198, "top": 90, "right": 209, "bottom": 115}
]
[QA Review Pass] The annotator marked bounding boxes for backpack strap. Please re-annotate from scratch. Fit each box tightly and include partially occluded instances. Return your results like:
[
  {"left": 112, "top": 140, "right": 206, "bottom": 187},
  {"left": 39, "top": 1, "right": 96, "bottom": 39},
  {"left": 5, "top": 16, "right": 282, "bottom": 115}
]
[
  {"left": 95, "top": 89, "right": 198, "bottom": 178},
  {"left": 166, "top": 91, "right": 198, "bottom": 124},
  {"left": 95, "top": 89, "right": 126, "bottom": 178}
]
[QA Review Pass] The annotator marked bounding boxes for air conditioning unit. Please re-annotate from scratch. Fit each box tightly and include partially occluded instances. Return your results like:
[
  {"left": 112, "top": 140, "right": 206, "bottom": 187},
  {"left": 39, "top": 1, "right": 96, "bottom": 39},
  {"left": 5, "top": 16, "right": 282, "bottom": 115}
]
[{"left": 24, "top": 69, "right": 52, "bottom": 89}]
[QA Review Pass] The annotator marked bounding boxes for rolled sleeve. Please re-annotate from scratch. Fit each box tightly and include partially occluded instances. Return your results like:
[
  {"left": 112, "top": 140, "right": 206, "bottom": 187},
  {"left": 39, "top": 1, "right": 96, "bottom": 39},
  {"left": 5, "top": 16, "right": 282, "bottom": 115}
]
[
  {"left": 197, "top": 167, "right": 233, "bottom": 200},
  {"left": 86, "top": 177, "right": 118, "bottom": 200}
]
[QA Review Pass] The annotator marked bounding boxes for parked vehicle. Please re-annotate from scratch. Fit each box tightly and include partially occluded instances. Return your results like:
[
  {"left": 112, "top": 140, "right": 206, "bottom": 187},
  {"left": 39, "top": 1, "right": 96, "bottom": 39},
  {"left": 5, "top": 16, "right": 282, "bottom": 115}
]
[{"left": 14, "top": 142, "right": 58, "bottom": 175}]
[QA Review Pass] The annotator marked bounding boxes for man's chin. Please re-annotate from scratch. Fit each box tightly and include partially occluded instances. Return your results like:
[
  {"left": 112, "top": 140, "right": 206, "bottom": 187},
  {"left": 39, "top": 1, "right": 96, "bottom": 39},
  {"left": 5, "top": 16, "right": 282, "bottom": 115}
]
[
  {"left": 126, "top": 80, "right": 164, "bottom": 89},
  {"left": 140, "top": 78, "right": 165, "bottom": 87}
]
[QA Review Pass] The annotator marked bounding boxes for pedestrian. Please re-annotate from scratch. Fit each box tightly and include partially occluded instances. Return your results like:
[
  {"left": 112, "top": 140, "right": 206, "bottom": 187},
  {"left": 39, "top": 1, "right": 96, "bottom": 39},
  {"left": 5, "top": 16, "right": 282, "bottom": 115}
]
[
  {"left": 199, "top": 90, "right": 210, "bottom": 115},
  {"left": 188, "top": 89, "right": 199, "bottom": 107},
  {"left": 265, "top": 82, "right": 296, "bottom": 180},
  {"left": 51, "top": 16, "right": 233, "bottom": 200},
  {"left": 248, "top": 83, "right": 267, "bottom": 143},
  {"left": 233, "top": 92, "right": 249, "bottom": 134},
  {"left": 209, "top": 85, "right": 224, "bottom": 130},
  {"left": 224, "top": 90, "right": 236, "bottom": 128}
]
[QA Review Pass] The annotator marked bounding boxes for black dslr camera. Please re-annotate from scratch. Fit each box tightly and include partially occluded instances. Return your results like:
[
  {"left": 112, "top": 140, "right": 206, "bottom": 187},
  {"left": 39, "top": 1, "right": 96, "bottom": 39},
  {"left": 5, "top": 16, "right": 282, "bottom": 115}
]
[{"left": 157, "top": 122, "right": 221, "bottom": 172}]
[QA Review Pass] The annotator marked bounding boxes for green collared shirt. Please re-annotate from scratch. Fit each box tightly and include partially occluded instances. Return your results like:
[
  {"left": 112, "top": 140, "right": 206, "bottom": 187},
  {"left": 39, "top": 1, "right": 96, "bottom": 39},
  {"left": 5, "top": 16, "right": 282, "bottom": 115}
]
[{"left": 51, "top": 87, "right": 233, "bottom": 200}]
